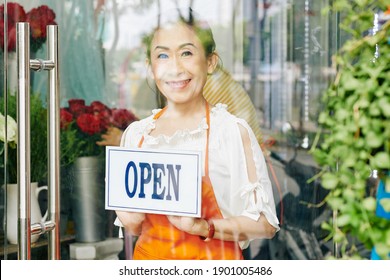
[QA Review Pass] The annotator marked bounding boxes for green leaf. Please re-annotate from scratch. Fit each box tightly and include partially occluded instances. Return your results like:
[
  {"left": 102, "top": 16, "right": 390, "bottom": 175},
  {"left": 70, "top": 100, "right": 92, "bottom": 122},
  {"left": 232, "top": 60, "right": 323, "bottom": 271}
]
[
  {"left": 337, "top": 214, "right": 351, "bottom": 227},
  {"left": 379, "top": 198, "right": 390, "bottom": 213},
  {"left": 342, "top": 74, "right": 361, "bottom": 91},
  {"left": 385, "top": 177, "right": 390, "bottom": 193},
  {"left": 333, "top": 0, "right": 351, "bottom": 11},
  {"left": 321, "top": 222, "right": 333, "bottom": 231},
  {"left": 327, "top": 197, "right": 344, "bottom": 210},
  {"left": 386, "top": 229, "right": 390, "bottom": 246},
  {"left": 378, "top": 97, "right": 390, "bottom": 117},
  {"left": 365, "top": 131, "right": 384, "bottom": 148},
  {"left": 375, "top": 244, "right": 390, "bottom": 260},
  {"left": 368, "top": 101, "right": 382, "bottom": 117},
  {"left": 343, "top": 188, "right": 356, "bottom": 201},
  {"left": 372, "top": 152, "right": 390, "bottom": 170},
  {"left": 354, "top": 0, "right": 368, "bottom": 7},
  {"left": 333, "top": 230, "right": 346, "bottom": 243},
  {"left": 322, "top": 172, "right": 339, "bottom": 190},
  {"left": 362, "top": 197, "right": 376, "bottom": 212},
  {"left": 335, "top": 108, "right": 350, "bottom": 121}
]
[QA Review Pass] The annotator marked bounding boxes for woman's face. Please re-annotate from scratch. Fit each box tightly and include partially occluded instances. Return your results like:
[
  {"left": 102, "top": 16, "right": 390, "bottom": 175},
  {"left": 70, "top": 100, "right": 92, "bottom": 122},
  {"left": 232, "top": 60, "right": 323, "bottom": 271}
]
[{"left": 149, "top": 22, "right": 216, "bottom": 105}]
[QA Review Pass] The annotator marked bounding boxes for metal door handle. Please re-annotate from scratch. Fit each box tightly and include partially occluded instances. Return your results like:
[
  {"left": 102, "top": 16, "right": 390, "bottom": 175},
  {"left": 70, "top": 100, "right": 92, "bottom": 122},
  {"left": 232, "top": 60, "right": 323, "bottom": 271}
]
[{"left": 16, "top": 22, "right": 60, "bottom": 260}]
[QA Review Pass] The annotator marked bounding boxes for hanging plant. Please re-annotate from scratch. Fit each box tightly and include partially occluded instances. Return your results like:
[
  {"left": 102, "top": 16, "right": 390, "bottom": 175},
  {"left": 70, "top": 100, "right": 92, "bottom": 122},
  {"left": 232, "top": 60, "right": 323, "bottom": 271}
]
[{"left": 312, "top": 1, "right": 390, "bottom": 259}]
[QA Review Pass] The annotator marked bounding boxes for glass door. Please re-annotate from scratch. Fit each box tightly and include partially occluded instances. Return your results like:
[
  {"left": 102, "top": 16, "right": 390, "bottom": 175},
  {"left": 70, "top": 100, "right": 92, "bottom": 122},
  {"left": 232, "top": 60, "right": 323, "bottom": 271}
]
[
  {"left": 2, "top": 0, "right": 348, "bottom": 260},
  {"left": 96, "top": 0, "right": 338, "bottom": 260},
  {"left": 1, "top": 0, "right": 61, "bottom": 259}
]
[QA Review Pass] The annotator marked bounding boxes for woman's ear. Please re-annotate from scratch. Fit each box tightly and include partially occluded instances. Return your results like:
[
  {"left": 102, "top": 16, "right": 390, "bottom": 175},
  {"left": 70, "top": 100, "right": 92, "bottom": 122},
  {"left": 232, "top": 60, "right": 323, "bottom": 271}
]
[{"left": 207, "top": 53, "right": 219, "bottom": 75}]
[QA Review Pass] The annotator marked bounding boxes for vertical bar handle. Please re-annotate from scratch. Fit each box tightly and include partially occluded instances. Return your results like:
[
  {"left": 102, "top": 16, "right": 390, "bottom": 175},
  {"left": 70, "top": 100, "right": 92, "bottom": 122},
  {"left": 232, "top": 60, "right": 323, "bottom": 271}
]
[
  {"left": 16, "top": 22, "right": 31, "bottom": 260},
  {"left": 15, "top": 23, "right": 61, "bottom": 260},
  {"left": 47, "top": 25, "right": 61, "bottom": 260}
]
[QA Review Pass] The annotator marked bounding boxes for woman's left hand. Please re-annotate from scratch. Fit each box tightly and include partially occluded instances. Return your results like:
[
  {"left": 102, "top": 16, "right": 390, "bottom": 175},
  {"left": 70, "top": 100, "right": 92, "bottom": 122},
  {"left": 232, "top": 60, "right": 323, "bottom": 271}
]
[{"left": 167, "top": 216, "right": 205, "bottom": 235}]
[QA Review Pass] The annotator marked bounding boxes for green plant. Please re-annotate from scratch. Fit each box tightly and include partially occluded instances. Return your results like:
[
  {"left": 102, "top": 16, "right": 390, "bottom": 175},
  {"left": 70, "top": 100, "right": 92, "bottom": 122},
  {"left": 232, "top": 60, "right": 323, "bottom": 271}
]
[
  {"left": 312, "top": 1, "right": 390, "bottom": 259},
  {"left": 0, "top": 93, "right": 48, "bottom": 184},
  {"left": 59, "top": 99, "right": 138, "bottom": 167}
]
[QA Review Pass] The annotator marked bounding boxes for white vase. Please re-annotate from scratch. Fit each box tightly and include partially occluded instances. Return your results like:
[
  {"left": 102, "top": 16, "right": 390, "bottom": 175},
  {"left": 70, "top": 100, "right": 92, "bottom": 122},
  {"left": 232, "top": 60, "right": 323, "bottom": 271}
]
[{"left": 3, "top": 182, "right": 48, "bottom": 244}]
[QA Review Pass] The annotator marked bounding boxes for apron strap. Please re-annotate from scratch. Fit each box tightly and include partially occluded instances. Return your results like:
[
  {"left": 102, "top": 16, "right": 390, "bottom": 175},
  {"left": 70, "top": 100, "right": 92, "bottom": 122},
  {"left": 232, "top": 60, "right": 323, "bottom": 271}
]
[{"left": 137, "top": 107, "right": 167, "bottom": 148}]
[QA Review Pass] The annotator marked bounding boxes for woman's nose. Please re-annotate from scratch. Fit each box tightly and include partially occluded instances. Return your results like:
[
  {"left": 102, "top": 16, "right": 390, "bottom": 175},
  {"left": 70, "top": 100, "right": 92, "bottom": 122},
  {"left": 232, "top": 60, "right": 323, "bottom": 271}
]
[{"left": 169, "top": 56, "right": 184, "bottom": 75}]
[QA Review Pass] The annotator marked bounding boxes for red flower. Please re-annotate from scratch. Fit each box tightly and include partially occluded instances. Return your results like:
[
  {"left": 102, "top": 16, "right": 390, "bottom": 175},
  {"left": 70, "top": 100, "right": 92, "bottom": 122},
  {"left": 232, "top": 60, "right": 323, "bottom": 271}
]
[
  {"left": 0, "top": 3, "right": 27, "bottom": 52},
  {"left": 0, "top": 3, "right": 27, "bottom": 27},
  {"left": 26, "top": 5, "right": 56, "bottom": 40},
  {"left": 60, "top": 98, "right": 138, "bottom": 158},
  {"left": 90, "top": 101, "right": 109, "bottom": 113},
  {"left": 76, "top": 113, "right": 105, "bottom": 135},
  {"left": 0, "top": 3, "right": 56, "bottom": 52},
  {"left": 111, "top": 109, "right": 138, "bottom": 130},
  {"left": 60, "top": 108, "right": 73, "bottom": 130},
  {"left": 68, "top": 99, "right": 87, "bottom": 117}
]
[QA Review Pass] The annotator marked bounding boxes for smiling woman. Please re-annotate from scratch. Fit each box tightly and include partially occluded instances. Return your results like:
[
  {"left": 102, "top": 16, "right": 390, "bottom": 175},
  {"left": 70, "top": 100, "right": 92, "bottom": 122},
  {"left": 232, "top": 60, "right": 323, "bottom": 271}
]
[
  {"left": 114, "top": 8, "right": 280, "bottom": 260},
  {"left": 144, "top": 14, "right": 218, "bottom": 112}
]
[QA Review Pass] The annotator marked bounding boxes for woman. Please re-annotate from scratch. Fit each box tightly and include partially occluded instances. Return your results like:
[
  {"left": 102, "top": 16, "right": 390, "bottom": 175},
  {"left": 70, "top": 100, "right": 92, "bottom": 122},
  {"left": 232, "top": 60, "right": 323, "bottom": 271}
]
[{"left": 115, "top": 9, "right": 280, "bottom": 260}]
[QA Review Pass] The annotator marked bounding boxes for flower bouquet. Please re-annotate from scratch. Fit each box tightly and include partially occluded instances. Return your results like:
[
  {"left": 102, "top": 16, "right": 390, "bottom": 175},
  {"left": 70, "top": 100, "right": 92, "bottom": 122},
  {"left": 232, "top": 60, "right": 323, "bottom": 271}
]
[
  {"left": 0, "top": 2, "right": 57, "bottom": 53},
  {"left": 60, "top": 99, "right": 138, "bottom": 167}
]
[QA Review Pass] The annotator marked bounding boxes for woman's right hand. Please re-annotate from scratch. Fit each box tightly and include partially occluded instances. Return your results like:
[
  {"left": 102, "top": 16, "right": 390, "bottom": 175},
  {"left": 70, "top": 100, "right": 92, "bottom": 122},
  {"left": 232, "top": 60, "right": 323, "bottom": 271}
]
[
  {"left": 115, "top": 211, "right": 145, "bottom": 235},
  {"left": 96, "top": 127, "right": 123, "bottom": 146}
]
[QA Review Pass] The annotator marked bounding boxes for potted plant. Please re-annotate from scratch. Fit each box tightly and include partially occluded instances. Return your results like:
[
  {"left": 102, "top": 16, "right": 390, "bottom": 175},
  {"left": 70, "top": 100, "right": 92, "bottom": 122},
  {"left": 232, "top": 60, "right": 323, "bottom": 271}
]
[
  {"left": 0, "top": 93, "right": 48, "bottom": 185},
  {"left": 0, "top": 93, "right": 49, "bottom": 243},
  {"left": 312, "top": 1, "right": 390, "bottom": 259},
  {"left": 59, "top": 99, "right": 138, "bottom": 166},
  {"left": 59, "top": 98, "right": 138, "bottom": 241}
]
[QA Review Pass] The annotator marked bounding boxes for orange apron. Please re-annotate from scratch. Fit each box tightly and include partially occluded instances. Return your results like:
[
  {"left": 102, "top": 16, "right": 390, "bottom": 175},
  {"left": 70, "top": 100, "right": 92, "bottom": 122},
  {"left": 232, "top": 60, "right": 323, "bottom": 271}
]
[{"left": 133, "top": 104, "right": 243, "bottom": 260}]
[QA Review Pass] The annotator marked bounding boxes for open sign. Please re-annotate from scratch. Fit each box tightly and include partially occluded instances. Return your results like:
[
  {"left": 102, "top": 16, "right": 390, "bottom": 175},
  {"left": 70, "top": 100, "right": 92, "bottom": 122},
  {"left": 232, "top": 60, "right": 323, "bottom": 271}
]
[{"left": 105, "top": 146, "right": 202, "bottom": 217}]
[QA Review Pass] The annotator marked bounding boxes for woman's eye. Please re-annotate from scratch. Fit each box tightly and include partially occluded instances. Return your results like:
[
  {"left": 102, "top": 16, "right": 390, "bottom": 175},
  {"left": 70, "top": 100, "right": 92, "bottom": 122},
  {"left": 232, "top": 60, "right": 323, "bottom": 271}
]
[
  {"left": 157, "top": 53, "right": 168, "bottom": 59},
  {"left": 181, "top": 51, "right": 192, "bottom": 57}
]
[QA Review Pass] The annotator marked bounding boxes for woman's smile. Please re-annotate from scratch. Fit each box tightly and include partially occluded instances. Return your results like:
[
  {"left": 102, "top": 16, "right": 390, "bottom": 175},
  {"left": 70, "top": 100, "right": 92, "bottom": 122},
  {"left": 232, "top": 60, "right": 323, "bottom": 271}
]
[{"left": 166, "top": 79, "right": 191, "bottom": 89}]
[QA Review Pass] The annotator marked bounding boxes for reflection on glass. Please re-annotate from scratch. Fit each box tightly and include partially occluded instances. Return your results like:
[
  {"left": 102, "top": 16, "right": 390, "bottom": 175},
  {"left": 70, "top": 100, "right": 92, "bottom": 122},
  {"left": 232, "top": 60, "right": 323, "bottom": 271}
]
[{"left": 1, "top": 0, "right": 349, "bottom": 259}]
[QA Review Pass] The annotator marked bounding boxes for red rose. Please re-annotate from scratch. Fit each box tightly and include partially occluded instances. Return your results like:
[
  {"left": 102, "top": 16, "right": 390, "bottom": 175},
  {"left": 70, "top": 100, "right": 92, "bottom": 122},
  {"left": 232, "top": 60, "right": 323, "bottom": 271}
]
[
  {"left": 95, "top": 110, "right": 111, "bottom": 129},
  {"left": 111, "top": 108, "right": 138, "bottom": 130},
  {"left": 26, "top": 5, "right": 56, "bottom": 40},
  {"left": 0, "top": 3, "right": 27, "bottom": 52},
  {"left": 68, "top": 99, "right": 86, "bottom": 117},
  {"left": 60, "top": 108, "right": 73, "bottom": 130},
  {"left": 0, "top": 3, "right": 27, "bottom": 26},
  {"left": 90, "top": 101, "right": 109, "bottom": 113},
  {"left": 4, "top": 26, "right": 17, "bottom": 52},
  {"left": 76, "top": 113, "right": 105, "bottom": 135}
]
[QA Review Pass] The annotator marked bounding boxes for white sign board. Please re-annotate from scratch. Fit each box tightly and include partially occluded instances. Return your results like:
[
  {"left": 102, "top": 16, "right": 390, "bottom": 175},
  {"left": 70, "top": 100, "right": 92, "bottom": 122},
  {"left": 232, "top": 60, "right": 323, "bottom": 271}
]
[{"left": 105, "top": 146, "right": 202, "bottom": 217}]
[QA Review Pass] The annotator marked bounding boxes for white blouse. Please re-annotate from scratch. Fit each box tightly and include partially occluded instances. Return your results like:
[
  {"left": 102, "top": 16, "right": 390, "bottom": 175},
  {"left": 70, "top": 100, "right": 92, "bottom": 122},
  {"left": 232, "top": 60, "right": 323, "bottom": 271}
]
[{"left": 116, "top": 103, "right": 280, "bottom": 248}]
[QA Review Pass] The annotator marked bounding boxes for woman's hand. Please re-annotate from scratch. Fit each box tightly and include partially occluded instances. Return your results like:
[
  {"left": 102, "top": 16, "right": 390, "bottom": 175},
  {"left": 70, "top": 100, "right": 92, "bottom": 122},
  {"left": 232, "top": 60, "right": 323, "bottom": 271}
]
[
  {"left": 115, "top": 211, "right": 145, "bottom": 236},
  {"left": 168, "top": 214, "right": 277, "bottom": 241},
  {"left": 167, "top": 216, "right": 208, "bottom": 237},
  {"left": 96, "top": 126, "right": 123, "bottom": 146}
]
